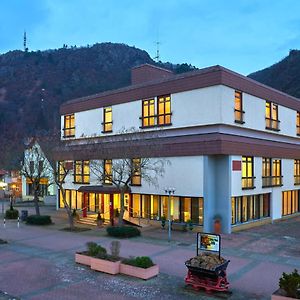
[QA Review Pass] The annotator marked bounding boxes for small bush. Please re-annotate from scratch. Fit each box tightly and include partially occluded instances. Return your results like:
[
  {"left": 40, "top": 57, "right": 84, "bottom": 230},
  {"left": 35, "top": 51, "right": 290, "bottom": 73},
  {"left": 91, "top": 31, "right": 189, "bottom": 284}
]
[
  {"left": 26, "top": 215, "right": 52, "bottom": 225},
  {"left": 86, "top": 242, "right": 107, "bottom": 257},
  {"left": 5, "top": 209, "right": 19, "bottom": 219},
  {"left": 279, "top": 269, "right": 300, "bottom": 298},
  {"left": 122, "top": 256, "right": 154, "bottom": 269},
  {"left": 106, "top": 226, "right": 141, "bottom": 238}
]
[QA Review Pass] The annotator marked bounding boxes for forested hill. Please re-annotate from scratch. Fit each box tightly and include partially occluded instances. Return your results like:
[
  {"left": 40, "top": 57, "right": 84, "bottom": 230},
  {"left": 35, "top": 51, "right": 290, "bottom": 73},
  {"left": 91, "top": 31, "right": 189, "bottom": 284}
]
[
  {"left": 248, "top": 49, "right": 300, "bottom": 98},
  {"left": 0, "top": 42, "right": 195, "bottom": 168}
]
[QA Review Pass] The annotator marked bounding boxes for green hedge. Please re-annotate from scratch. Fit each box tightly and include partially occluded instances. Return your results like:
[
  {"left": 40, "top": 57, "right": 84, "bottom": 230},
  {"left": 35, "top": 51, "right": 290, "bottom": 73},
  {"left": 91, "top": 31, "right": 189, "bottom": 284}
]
[
  {"left": 5, "top": 209, "right": 19, "bottom": 219},
  {"left": 106, "top": 226, "right": 141, "bottom": 238},
  {"left": 26, "top": 215, "right": 52, "bottom": 225},
  {"left": 122, "top": 256, "right": 154, "bottom": 269}
]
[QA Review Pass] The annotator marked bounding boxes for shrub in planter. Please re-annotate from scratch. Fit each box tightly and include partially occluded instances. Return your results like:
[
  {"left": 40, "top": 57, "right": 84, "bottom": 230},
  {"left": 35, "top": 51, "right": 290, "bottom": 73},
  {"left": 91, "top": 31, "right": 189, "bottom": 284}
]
[
  {"left": 161, "top": 216, "right": 166, "bottom": 228},
  {"left": 279, "top": 269, "right": 300, "bottom": 299},
  {"left": 120, "top": 256, "right": 159, "bottom": 280},
  {"left": 5, "top": 209, "right": 19, "bottom": 219},
  {"left": 26, "top": 215, "right": 52, "bottom": 225},
  {"left": 122, "top": 256, "right": 154, "bottom": 268},
  {"left": 106, "top": 226, "right": 141, "bottom": 238},
  {"left": 86, "top": 242, "right": 107, "bottom": 257},
  {"left": 186, "top": 219, "right": 194, "bottom": 231}
]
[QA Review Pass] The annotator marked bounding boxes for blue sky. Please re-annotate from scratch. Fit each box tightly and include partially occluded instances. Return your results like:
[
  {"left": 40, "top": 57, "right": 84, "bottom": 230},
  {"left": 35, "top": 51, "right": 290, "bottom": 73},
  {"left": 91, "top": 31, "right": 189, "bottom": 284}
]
[{"left": 1, "top": 0, "right": 300, "bottom": 75}]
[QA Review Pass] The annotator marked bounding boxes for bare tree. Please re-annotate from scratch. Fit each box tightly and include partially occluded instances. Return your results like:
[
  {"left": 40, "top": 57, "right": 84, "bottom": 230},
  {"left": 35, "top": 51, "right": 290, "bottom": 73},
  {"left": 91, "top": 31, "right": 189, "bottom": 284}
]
[
  {"left": 88, "top": 128, "right": 168, "bottom": 225},
  {"left": 20, "top": 140, "right": 54, "bottom": 216}
]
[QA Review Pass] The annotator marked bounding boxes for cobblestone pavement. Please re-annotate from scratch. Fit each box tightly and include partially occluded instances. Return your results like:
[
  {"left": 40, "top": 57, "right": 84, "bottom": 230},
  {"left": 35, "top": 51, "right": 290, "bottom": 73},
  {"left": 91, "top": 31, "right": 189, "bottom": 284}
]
[{"left": 0, "top": 201, "right": 299, "bottom": 299}]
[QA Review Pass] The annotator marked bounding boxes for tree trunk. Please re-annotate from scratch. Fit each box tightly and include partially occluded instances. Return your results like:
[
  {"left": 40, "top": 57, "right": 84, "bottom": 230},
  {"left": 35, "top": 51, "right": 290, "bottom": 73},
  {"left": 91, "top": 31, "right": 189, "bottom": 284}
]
[
  {"left": 33, "top": 189, "right": 40, "bottom": 216},
  {"left": 66, "top": 206, "right": 74, "bottom": 230},
  {"left": 118, "top": 190, "right": 125, "bottom": 225}
]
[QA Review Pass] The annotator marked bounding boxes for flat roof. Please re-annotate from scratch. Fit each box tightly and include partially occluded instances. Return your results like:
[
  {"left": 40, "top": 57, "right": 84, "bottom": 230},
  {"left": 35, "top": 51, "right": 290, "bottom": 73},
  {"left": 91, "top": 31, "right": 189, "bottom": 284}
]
[{"left": 60, "top": 65, "right": 300, "bottom": 115}]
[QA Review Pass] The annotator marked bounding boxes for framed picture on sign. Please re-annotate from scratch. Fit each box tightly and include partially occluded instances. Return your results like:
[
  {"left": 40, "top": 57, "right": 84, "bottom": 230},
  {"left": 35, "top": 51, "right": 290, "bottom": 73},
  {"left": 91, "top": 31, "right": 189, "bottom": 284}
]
[{"left": 197, "top": 232, "right": 221, "bottom": 257}]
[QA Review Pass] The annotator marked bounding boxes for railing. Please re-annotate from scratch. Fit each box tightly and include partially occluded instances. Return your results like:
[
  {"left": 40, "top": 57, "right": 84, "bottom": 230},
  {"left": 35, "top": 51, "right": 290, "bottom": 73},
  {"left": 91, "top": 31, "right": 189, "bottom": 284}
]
[
  {"left": 242, "top": 176, "right": 255, "bottom": 189},
  {"left": 262, "top": 176, "right": 283, "bottom": 187},
  {"left": 265, "top": 118, "right": 280, "bottom": 131}
]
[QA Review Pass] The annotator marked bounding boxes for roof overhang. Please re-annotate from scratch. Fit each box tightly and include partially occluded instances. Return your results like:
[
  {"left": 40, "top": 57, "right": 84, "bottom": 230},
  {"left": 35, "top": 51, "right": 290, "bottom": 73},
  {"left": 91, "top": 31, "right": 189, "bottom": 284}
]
[{"left": 78, "top": 185, "right": 131, "bottom": 194}]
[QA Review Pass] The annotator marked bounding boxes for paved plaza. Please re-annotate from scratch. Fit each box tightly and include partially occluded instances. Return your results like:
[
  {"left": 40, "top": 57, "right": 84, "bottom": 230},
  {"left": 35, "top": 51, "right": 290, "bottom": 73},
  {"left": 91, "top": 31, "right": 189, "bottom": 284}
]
[{"left": 0, "top": 202, "right": 300, "bottom": 299}]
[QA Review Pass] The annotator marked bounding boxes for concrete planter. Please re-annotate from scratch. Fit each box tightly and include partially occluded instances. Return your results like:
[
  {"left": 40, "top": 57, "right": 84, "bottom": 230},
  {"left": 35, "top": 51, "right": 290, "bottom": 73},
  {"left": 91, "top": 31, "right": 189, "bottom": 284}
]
[
  {"left": 75, "top": 252, "right": 91, "bottom": 267},
  {"left": 90, "top": 257, "right": 120, "bottom": 275},
  {"left": 120, "top": 263, "right": 159, "bottom": 280},
  {"left": 272, "top": 289, "right": 298, "bottom": 300}
]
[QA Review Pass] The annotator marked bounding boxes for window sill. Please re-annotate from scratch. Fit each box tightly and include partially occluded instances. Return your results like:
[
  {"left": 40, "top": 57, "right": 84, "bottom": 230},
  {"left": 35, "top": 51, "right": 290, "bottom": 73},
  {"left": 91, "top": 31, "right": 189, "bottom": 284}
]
[
  {"left": 63, "top": 135, "right": 75, "bottom": 138},
  {"left": 265, "top": 127, "right": 280, "bottom": 132},
  {"left": 139, "top": 123, "right": 172, "bottom": 129},
  {"left": 73, "top": 182, "right": 90, "bottom": 185},
  {"left": 234, "top": 120, "right": 245, "bottom": 124},
  {"left": 101, "top": 130, "right": 113, "bottom": 134},
  {"left": 130, "top": 184, "right": 142, "bottom": 187},
  {"left": 242, "top": 186, "right": 256, "bottom": 190},
  {"left": 262, "top": 184, "right": 283, "bottom": 188}
]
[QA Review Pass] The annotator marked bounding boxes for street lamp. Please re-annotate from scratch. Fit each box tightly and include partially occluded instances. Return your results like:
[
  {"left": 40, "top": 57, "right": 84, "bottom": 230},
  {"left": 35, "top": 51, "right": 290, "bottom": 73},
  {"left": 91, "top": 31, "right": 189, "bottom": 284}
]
[{"left": 165, "top": 187, "right": 175, "bottom": 242}]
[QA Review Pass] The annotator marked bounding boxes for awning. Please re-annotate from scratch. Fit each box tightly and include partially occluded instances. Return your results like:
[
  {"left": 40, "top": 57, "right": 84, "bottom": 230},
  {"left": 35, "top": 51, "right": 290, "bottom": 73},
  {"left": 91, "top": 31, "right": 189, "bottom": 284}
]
[{"left": 78, "top": 185, "right": 131, "bottom": 194}]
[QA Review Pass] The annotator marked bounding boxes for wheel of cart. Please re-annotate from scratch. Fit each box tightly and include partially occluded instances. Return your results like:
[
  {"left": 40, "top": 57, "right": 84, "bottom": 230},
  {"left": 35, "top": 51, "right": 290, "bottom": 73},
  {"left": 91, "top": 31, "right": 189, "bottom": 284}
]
[{"left": 184, "top": 232, "right": 230, "bottom": 293}]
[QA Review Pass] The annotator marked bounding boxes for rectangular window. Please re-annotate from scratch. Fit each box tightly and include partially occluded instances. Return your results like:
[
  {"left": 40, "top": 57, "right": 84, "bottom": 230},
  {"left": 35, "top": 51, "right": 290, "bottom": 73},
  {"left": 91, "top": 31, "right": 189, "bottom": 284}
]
[
  {"left": 63, "top": 114, "right": 75, "bottom": 138},
  {"left": 58, "top": 161, "right": 66, "bottom": 183},
  {"left": 141, "top": 95, "right": 171, "bottom": 128},
  {"left": 234, "top": 91, "right": 244, "bottom": 123},
  {"left": 102, "top": 107, "right": 112, "bottom": 133},
  {"left": 104, "top": 159, "right": 112, "bottom": 185},
  {"left": 74, "top": 160, "right": 90, "bottom": 184},
  {"left": 242, "top": 156, "right": 255, "bottom": 189},
  {"left": 265, "top": 101, "right": 280, "bottom": 131},
  {"left": 295, "top": 160, "right": 300, "bottom": 185},
  {"left": 282, "top": 190, "right": 300, "bottom": 216},
  {"left": 231, "top": 193, "right": 270, "bottom": 224},
  {"left": 262, "top": 158, "right": 282, "bottom": 187},
  {"left": 297, "top": 112, "right": 300, "bottom": 135},
  {"left": 131, "top": 158, "right": 141, "bottom": 186},
  {"left": 157, "top": 95, "right": 172, "bottom": 125},
  {"left": 142, "top": 99, "right": 155, "bottom": 127}
]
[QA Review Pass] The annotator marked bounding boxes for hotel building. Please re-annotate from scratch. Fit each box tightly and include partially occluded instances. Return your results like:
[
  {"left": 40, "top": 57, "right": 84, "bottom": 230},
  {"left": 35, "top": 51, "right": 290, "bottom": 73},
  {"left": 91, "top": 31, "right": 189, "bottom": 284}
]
[{"left": 56, "top": 64, "right": 300, "bottom": 233}]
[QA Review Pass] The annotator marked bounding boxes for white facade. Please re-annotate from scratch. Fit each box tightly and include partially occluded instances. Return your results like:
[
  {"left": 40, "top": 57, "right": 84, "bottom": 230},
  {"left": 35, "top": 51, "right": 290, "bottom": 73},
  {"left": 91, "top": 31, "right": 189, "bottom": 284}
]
[{"left": 58, "top": 65, "right": 300, "bottom": 233}]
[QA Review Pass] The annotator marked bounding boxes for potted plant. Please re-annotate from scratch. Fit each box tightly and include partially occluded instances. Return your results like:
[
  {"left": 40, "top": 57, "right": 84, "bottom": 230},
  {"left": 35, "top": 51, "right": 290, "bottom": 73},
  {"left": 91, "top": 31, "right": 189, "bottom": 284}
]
[
  {"left": 120, "top": 256, "right": 159, "bottom": 280},
  {"left": 96, "top": 211, "right": 103, "bottom": 227},
  {"left": 161, "top": 216, "right": 166, "bottom": 229},
  {"left": 186, "top": 219, "right": 194, "bottom": 231},
  {"left": 90, "top": 241, "right": 121, "bottom": 275},
  {"left": 75, "top": 241, "right": 104, "bottom": 267},
  {"left": 272, "top": 269, "right": 300, "bottom": 299},
  {"left": 113, "top": 208, "right": 120, "bottom": 226},
  {"left": 213, "top": 214, "right": 222, "bottom": 234}
]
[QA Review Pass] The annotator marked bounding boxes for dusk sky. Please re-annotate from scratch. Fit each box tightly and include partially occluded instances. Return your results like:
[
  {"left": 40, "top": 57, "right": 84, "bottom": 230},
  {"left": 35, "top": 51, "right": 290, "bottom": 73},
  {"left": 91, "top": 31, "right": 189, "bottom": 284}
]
[{"left": 1, "top": 0, "right": 300, "bottom": 75}]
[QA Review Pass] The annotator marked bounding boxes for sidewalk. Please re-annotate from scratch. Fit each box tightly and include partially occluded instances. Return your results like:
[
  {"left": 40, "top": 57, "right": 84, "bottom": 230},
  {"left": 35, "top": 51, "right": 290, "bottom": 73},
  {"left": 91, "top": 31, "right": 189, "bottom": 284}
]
[{"left": 0, "top": 205, "right": 299, "bottom": 299}]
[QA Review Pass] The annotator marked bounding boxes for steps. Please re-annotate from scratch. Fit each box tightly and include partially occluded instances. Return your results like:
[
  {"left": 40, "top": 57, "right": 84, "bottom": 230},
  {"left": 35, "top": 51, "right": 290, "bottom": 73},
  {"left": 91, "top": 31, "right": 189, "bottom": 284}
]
[{"left": 123, "top": 210, "right": 150, "bottom": 228}]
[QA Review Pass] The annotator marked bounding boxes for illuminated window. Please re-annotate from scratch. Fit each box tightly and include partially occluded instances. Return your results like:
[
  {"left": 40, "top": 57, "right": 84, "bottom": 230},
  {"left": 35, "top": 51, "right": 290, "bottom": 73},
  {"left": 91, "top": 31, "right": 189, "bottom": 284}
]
[
  {"left": 63, "top": 114, "right": 75, "bottom": 138},
  {"left": 294, "top": 160, "right": 300, "bottom": 185},
  {"left": 141, "top": 95, "right": 171, "bottom": 127},
  {"left": 231, "top": 194, "right": 270, "bottom": 224},
  {"left": 104, "top": 159, "right": 112, "bottom": 185},
  {"left": 262, "top": 158, "right": 282, "bottom": 187},
  {"left": 131, "top": 158, "right": 141, "bottom": 186},
  {"left": 242, "top": 156, "right": 255, "bottom": 189},
  {"left": 265, "top": 101, "right": 280, "bottom": 131},
  {"left": 74, "top": 160, "right": 90, "bottom": 184},
  {"left": 142, "top": 99, "right": 155, "bottom": 127},
  {"left": 234, "top": 91, "right": 244, "bottom": 123},
  {"left": 282, "top": 190, "right": 300, "bottom": 216},
  {"left": 157, "top": 95, "right": 172, "bottom": 125},
  {"left": 297, "top": 112, "right": 300, "bottom": 135},
  {"left": 102, "top": 107, "right": 112, "bottom": 133}
]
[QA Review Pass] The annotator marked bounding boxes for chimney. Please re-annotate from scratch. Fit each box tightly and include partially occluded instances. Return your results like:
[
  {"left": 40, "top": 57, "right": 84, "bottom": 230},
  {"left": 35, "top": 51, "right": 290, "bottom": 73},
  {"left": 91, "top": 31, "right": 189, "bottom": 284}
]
[{"left": 131, "top": 64, "right": 174, "bottom": 85}]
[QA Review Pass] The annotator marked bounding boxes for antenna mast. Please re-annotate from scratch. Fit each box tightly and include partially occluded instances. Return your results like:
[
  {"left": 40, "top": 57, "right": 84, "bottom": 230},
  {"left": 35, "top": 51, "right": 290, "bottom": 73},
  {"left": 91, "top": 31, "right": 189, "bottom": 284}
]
[
  {"left": 153, "top": 41, "right": 160, "bottom": 62},
  {"left": 23, "top": 31, "right": 28, "bottom": 52}
]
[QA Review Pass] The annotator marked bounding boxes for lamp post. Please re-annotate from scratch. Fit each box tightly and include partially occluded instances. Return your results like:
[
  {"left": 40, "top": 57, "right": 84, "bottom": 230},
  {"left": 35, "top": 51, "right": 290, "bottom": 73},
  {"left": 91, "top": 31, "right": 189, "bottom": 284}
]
[{"left": 165, "top": 187, "right": 175, "bottom": 243}]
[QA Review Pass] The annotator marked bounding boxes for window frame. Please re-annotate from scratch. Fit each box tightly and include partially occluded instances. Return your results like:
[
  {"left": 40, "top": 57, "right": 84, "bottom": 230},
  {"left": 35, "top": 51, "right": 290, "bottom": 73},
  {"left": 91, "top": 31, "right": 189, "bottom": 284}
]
[
  {"left": 262, "top": 157, "right": 282, "bottom": 187},
  {"left": 141, "top": 99, "right": 156, "bottom": 128},
  {"left": 131, "top": 158, "right": 141, "bottom": 186},
  {"left": 73, "top": 160, "right": 90, "bottom": 184},
  {"left": 294, "top": 159, "right": 300, "bottom": 185},
  {"left": 297, "top": 112, "right": 300, "bottom": 136},
  {"left": 265, "top": 101, "right": 280, "bottom": 131},
  {"left": 102, "top": 107, "right": 113, "bottom": 133},
  {"left": 157, "top": 95, "right": 172, "bottom": 126},
  {"left": 63, "top": 114, "right": 75, "bottom": 138},
  {"left": 241, "top": 156, "right": 255, "bottom": 189},
  {"left": 234, "top": 90, "right": 245, "bottom": 124},
  {"left": 103, "top": 159, "right": 112, "bottom": 185}
]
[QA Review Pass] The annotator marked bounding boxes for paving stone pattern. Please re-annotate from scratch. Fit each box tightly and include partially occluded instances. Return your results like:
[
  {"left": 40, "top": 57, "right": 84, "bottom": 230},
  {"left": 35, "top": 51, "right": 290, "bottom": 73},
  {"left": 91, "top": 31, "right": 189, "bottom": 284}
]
[{"left": 0, "top": 202, "right": 300, "bottom": 299}]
